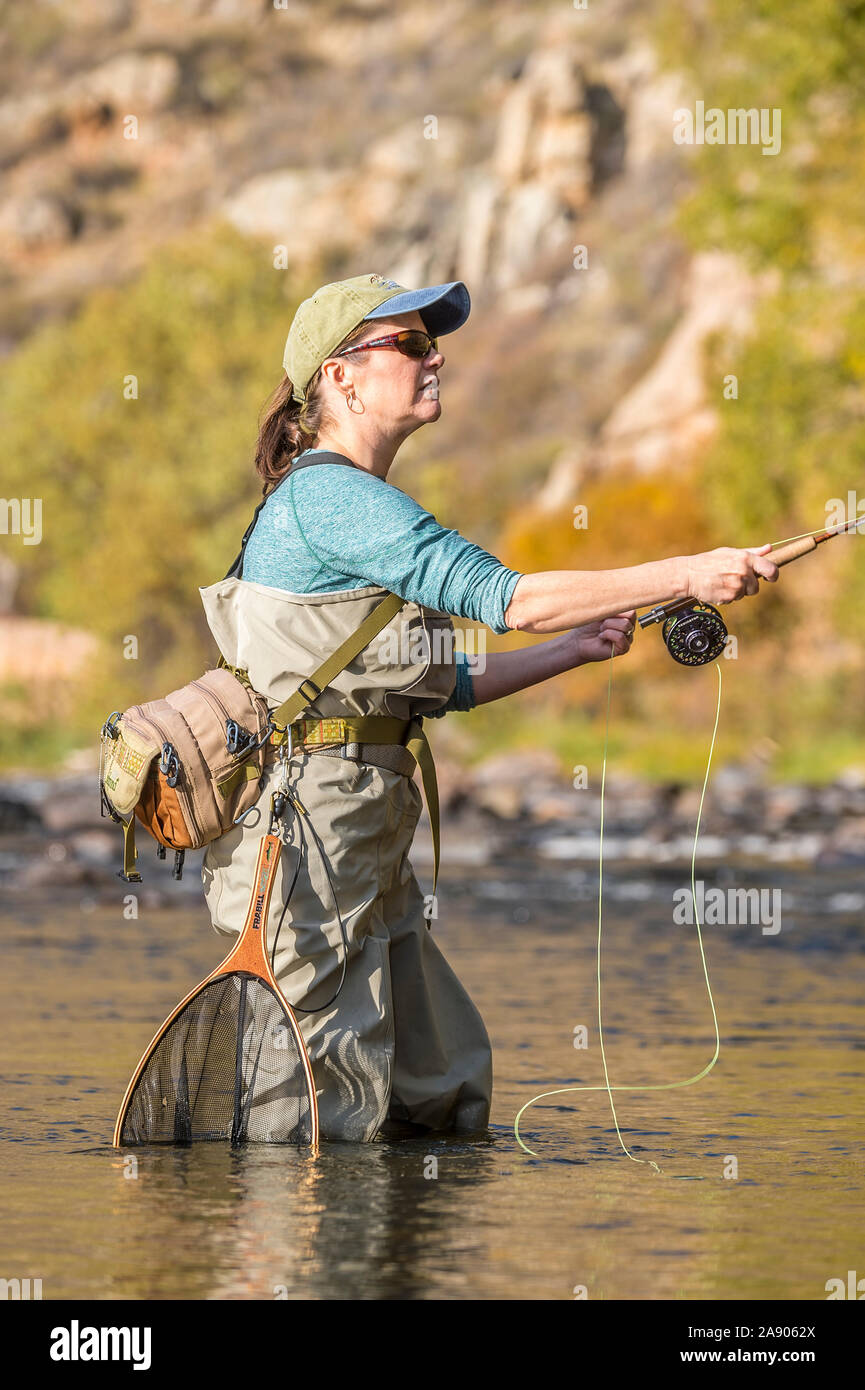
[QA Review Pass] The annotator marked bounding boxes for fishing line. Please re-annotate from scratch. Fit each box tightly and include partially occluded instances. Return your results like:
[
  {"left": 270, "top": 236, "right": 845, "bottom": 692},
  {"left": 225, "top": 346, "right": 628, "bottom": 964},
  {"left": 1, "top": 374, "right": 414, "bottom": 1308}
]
[
  {"left": 766, "top": 516, "right": 865, "bottom": 549},
  {"left": 514, "top": 513, "right": 862, "bottom": 1163},
  {"left": 513, "top": 650, "right": 723, "bottom": 1167}
]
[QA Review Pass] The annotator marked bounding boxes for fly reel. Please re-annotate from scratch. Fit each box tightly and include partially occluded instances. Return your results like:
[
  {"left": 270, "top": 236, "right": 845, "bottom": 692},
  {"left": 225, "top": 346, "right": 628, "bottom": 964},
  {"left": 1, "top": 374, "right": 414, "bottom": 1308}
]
[
  {"left": 638, "top": 600, "right": 728, "bottom": 666},
  {"left": 661, "top": 603, "right": 728, "bottom": 665}
]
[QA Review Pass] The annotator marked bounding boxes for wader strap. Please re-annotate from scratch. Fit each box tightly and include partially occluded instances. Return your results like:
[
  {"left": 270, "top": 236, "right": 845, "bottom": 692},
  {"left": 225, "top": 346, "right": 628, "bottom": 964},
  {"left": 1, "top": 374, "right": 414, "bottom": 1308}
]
[
  {"left": 120, "top": 816, "right": 141, "bottom": 883},
  {"left": 217, "top": 592, "right": 404, "bottom": 727},
  {"left": 404, "top": 717, "right": 440, "bottom": 898},
  {"left": 268, "top": 591, "right": 405, "bottom": 730},
  {"left": 223, "top": 451, "right": 364, "bottom": 580}
]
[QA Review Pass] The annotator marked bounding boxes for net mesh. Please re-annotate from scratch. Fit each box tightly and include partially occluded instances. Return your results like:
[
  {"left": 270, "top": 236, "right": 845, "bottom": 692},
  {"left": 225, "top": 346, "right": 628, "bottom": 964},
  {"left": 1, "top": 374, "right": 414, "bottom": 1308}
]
[{"left": 119, "top": 973, "right": 314, "bottom": 1145}]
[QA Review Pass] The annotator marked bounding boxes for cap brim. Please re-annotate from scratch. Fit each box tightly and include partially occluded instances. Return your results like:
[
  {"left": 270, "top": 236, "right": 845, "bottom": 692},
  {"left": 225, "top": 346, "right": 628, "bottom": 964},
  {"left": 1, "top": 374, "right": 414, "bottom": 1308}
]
[{"left": 363, "top": 281, "right": 470, "bottom": 336}]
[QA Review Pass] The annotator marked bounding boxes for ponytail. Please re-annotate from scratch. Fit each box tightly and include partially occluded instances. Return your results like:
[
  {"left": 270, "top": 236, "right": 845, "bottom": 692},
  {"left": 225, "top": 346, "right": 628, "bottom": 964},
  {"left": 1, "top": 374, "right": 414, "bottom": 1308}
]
[{"left": 254, "top": 373, "right": 325, "bottom": 496}]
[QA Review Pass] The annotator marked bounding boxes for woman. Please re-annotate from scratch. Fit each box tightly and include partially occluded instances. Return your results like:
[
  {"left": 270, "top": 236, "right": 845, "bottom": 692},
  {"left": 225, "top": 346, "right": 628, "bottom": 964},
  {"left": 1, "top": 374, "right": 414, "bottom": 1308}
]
[{"left": 200, "top": 273, "right": 779, "bottom": 1143}]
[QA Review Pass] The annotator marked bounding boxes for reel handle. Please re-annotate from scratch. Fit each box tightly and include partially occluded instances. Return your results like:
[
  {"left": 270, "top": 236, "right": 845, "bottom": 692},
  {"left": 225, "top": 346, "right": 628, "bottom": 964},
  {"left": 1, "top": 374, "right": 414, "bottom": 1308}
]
[{"left": 638, "top": 596, "right": 693, "bottom": 630}]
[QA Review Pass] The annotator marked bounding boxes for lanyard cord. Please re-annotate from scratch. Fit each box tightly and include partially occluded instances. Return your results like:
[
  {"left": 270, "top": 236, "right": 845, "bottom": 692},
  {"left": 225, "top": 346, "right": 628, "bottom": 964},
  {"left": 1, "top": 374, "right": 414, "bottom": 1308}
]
[
  {"left": 269, "top": 792, "right": 350, "bottom": 1014},
  {"left": 514, "top": 652, "right": 723, "bottom": 1170}
]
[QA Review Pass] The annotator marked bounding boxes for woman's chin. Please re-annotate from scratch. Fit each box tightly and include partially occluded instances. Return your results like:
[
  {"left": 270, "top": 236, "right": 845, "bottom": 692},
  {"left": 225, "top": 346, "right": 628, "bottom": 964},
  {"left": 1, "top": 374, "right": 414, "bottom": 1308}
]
[{"left": 417, "top": 396, "right": 442, "bottom": 420}]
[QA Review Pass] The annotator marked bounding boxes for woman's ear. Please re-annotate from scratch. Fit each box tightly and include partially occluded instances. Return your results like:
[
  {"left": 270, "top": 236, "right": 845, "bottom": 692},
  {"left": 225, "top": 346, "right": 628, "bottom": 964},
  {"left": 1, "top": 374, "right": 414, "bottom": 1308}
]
[{"left": 319, "top": 356, "right": 353, "bottom": 399}]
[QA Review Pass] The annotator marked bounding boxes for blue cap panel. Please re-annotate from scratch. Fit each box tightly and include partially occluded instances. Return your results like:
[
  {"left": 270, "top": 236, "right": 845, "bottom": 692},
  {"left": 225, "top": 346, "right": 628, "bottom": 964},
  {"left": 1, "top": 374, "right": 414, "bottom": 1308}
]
[{"left": 364, "top": 281, "right": 471, "bottom": 336}]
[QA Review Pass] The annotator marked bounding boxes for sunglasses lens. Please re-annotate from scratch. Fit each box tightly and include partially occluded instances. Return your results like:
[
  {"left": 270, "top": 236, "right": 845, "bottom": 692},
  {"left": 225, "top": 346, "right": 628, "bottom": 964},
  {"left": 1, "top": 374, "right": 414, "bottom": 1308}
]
[{"left": 400, "top": 332, "right": 435, "bottom": 357}]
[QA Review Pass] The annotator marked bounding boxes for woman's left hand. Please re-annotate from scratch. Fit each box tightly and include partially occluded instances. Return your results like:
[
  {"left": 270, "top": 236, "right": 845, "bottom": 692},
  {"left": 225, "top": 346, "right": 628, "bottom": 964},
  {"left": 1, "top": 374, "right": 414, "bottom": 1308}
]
[
  {"left": 566, "top": 611, "right": 637, "bottom": 667},
  {"left": 469, "top": 610, "right": 638, "bottom": 706}
]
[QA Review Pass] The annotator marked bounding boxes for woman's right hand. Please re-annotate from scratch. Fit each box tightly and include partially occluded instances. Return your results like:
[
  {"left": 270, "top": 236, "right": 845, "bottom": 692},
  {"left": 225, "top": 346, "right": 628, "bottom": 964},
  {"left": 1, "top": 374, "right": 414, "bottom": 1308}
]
[{"left": 681, "top": 543, "right": 779, "bottom": 606}]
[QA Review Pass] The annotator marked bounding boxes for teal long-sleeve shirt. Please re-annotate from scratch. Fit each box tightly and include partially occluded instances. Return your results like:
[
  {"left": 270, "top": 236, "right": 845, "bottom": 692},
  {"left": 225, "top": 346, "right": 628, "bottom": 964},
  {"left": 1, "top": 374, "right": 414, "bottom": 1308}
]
[{"left": 241, "top": 451, "right": 523, "bottom": 715}]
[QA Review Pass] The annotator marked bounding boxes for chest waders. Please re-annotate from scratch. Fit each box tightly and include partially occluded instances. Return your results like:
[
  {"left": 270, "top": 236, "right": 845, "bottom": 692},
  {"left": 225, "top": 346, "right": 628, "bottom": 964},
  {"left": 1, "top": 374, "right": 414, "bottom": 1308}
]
[{"left": 198, "top": 454, "right": 493, "bottom": 1142}]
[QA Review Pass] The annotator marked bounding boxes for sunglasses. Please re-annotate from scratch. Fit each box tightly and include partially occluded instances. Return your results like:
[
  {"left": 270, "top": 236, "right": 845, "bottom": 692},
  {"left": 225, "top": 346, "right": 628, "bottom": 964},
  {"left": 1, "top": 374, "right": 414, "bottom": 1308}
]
[{"left": 334, "top": 329, "right": 439, "bottom": 360}]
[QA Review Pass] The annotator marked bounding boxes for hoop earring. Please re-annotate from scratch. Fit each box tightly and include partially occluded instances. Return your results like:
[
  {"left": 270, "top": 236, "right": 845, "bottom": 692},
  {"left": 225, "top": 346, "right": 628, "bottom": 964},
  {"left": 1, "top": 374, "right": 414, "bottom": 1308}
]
[{"left": 346, "top": 390, "right": 363, "bottom": 414}]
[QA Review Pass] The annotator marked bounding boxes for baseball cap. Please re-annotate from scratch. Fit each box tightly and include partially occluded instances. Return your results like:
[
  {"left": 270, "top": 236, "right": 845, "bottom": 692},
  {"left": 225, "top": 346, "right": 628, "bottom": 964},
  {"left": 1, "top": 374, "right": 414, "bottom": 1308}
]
[{"left": 283, "top": 273, "right": 471, "bottom": 403}]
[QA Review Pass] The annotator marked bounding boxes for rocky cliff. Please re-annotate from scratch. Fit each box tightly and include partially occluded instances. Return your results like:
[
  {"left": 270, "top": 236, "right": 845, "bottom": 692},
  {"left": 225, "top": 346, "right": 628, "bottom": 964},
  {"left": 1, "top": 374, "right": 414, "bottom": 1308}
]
[{"left": 0, "top": 0, "right": 761, "bottom": 483}]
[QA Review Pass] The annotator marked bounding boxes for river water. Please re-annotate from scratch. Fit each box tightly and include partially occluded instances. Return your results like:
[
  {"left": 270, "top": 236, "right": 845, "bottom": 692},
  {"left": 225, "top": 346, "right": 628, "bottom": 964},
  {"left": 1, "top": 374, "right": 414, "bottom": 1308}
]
[{"left": 1, "top": 856, "right": 862, "bottom": 1301}]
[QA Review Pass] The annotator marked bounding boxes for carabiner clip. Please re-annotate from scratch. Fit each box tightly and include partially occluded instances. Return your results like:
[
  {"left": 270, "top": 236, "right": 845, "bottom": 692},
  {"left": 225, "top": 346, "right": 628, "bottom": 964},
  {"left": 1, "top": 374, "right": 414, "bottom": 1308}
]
[
  {"left": 101, "top": 710, "right": 122, "bottom": 740},
  {"left": 270, "top": 721, "right": 293, "bottom": 764},
  {"left": 240, "top": 717, "right": 279, "bottom": 757}
]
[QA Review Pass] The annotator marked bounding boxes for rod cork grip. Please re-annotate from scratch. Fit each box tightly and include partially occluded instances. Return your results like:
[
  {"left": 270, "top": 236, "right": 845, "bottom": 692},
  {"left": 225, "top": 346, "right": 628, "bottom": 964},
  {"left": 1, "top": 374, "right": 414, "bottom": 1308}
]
[{"left": 769, "top": 534, "right": 819, "bottom": 567}]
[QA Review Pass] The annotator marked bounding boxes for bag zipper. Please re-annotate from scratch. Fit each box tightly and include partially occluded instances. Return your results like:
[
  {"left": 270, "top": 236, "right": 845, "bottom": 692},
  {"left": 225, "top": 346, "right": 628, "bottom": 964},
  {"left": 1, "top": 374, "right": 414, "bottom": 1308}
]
[
  {"left": 123, "top": 706, "right": 204, "bottom": 844},
  {"left": 189, "top": 678, "right": 241, "bottom": 736},
  {"left": 190, "top": 678, "right": 261, "bottom": 758}
]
